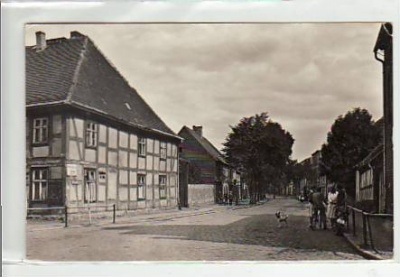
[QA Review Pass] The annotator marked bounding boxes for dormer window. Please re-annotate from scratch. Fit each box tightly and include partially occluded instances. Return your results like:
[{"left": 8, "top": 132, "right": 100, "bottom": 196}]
[
  {"left": 32, "top": 117, "right": 48, "bottom": 144},
  {"left": 85, "top": 121, "right": 98, "bottom": 148}
]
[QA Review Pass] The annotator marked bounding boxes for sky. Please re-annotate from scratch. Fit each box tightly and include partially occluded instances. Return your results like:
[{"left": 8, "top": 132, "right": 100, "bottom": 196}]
[{"left": 25, "top": 23, "right": 383, "bottom": 162}]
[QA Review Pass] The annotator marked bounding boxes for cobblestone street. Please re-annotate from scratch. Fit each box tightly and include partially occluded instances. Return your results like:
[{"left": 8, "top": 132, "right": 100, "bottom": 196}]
[{"left": 27, "top": 197, "right": 364, "bottom": 261}]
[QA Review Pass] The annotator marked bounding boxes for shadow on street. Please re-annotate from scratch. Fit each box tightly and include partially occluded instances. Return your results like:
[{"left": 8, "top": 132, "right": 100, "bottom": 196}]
[{"left": 103, "top": 214, "right": 358, "bottom": 255}]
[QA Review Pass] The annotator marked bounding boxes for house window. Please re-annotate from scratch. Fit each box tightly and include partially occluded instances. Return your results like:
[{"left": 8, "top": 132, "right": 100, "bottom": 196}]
[
  {"left": 85, "top": 121, "right": 98, "bottom": 148},
  {"left": 84, "top": 169, "right": 97, "bottom": 203},
  {"left": 32, "top": 118, "right": 48, "bottom": 144},
  {"left": 159, "top": 175, "right": 167, "bottom": 199},
  {"left": 138, "top": 138, "right": 146, "bottom": 157},
  {"left": 137, "top": 174, "right": 146, "bottom": 200},
  {"left": 31, "top": 168, "right": 48, "bottom": 201},
  {"left": 160, "top": 142, "right": 167, "bottom": 160}
]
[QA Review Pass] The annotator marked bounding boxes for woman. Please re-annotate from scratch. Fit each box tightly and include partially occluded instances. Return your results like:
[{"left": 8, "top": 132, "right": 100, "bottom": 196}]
[{"left": 326, "top": 186, "right": 338, "bottom": 229}]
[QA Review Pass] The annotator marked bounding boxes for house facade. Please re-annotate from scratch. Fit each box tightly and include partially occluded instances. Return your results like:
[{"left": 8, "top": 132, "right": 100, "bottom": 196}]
[
  {"left": 178, "top": 126, "right": 239, "bottom": 205},
  {"left": 26, "top": 31, "right": 181, "bottom": 212},
  {"left": 373, "top": 23, "right": 393, "bottom": 214},
  {"left": 355, "top": 144, "right": 384, "bottom": 213}
]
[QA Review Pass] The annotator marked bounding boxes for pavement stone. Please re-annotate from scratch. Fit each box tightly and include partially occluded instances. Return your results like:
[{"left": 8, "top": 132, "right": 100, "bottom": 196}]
[{"left": 26, "top": 198, "right": 366, "bottom": 261}]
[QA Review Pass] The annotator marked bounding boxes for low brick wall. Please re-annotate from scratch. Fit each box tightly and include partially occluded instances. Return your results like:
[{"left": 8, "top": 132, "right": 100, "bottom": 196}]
[{"left": 188, "top": 184, "right": 215, "bottom": 206}]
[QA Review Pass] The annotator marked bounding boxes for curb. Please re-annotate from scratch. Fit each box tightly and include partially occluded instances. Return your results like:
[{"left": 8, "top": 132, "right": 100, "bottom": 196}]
[{"left": 342, "top": 233, "right": 384, "bottom": 260}]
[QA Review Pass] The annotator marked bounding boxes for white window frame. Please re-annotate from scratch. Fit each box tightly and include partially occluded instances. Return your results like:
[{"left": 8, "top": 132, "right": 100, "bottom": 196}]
[
  {"left": 160, "top": 142, "right": 167, "bottom": 160},
  {"left": 84, "top": 169, "right": 97, "bottom": 203},
  {"left": 31, "top": 168, "right": 48, "bottom": 201},
  {"left": 85, "top": 121, "right": 98, "bottom": 148},
  {"left": 137, "top": 174, "right": 146, "bottom": 200},
  {"left": 138, "top": 137, "right": 146, "bottom": 157},
  {"left": 159, "top": 175, "right": 167, "bottom": 199},
  {"left": 32, "top": 117, "right": 48, "bottom": 144}
]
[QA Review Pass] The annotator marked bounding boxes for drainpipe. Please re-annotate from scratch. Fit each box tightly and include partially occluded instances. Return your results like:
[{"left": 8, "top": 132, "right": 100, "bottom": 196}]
[{"left": 374, "top": 48, "right": 386, "bottom": 210}]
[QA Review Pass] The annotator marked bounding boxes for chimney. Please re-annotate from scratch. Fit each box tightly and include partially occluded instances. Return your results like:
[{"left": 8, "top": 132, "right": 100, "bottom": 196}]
[
  {"left": 35, "top": 31, "right": 46, "bottom": 51},
  {"left": 193, "top": 126, "right": 203, "bottom": 137}
]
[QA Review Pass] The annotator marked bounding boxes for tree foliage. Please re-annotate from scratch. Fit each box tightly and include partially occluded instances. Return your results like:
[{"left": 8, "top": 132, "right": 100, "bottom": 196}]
[
  {"left": 320, "top": 108, "right": 381, "bottom": 198},
  {"left": 223, "top": 113, "right": 294, "bottom": 202}
]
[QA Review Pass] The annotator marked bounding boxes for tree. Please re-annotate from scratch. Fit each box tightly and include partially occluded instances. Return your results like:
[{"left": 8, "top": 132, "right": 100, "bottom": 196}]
[
  {"left": 320, "top": 108, "right": 380, "bottom": 198},
  {"left": 223, "top": 113, "right": 294, "bottom": 203}
]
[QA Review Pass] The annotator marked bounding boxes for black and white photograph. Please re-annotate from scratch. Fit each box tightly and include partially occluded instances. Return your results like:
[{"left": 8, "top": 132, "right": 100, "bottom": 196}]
[{"left": 24, "top": 22, "right": 393, "bottom": 262}]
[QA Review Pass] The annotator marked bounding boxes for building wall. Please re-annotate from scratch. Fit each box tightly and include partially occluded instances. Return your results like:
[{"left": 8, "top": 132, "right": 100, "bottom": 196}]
[
  {"left": 27, "top": 111, "right": 179, "bottom": 210},
  {"left": 65, "top": 114, "right": 179, "bottom": 210},
  {"left": 179, "top": 129, "right": 217, "bottom": 184},
  {"left": 26, "top": 113, "right": 65, "bottom": 207},
  {"left": 188, "top": 184, "right": 215, "bottom": 206}
]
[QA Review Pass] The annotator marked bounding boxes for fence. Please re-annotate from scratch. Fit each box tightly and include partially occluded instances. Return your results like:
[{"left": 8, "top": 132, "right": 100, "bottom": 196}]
[
  {"left": 347, "top": 205, "right": 393, "bottom": 253},
  {"left": 27, "top": 204, "right": 116, "bottom": 228}
]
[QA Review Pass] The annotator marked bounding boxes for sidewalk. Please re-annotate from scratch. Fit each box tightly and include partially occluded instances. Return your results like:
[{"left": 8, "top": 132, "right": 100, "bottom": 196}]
[
  {"left": 343, "top": 233, "right": 393, "bottom": 260},
  {"left": 26, "top": 202, "right": 257, "bottom": 231}
]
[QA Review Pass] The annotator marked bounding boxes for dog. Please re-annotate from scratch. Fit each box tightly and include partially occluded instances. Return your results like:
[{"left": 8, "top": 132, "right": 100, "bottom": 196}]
[{"left": 275, "top": 211, "right": 289, "bottom": 228}]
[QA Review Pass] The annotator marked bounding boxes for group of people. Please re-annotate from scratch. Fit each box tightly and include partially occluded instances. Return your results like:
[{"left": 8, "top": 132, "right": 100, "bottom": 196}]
[{"left": 307, "top": 185, "right": 346, "bottom": 230}]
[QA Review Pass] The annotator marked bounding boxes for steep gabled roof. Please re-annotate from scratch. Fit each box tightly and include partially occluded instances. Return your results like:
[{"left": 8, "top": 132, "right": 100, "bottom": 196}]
[
  {"left": 374, "top": 23, "right": 392, "bottom": 53},
  {"left": 26, "top": 31, "right": 178, "bottom": 139},
  {"left": 178, "top": 126, "right": 227, "bottom": 164}
]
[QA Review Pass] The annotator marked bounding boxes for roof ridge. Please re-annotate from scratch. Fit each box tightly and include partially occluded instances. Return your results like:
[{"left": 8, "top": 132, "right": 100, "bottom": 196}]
[
  {"left": 66, "top": 36, "right": 89, "bottom": 103},
  {"left": 182, "top": 126, "right": 227, "bottom": 164}
]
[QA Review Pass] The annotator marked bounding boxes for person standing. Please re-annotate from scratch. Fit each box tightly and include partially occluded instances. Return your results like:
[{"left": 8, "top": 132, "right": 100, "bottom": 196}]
[
  {"left": 326, "top": 186, "right": 338, "bottom": 229},
  {"left": 310, "top": 187, "right": 327, "bottom": 230}
]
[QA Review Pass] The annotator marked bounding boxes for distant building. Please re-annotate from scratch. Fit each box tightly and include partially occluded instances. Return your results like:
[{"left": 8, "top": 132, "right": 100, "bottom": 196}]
[
  {"left": 26, "top": 31, "right": 181, "bottom": 212},
  {"left": 300, "top": 150, "right": 332, "bottom": 198},
  {"left": 373, "top": 23, "right": 393, "bottom": 213},
  {"left": 178, "top": 126, "right": 241, "bottom": 205}
]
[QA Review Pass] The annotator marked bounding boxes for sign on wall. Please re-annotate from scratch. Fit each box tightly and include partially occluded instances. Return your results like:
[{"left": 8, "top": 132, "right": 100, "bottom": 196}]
[{"left": 66, "top": 164, "right": 78, "bottom": 177}]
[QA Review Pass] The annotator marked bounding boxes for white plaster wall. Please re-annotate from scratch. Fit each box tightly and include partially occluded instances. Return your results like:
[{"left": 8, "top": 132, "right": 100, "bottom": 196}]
[
  {"left": 108, "top": 169, "right": 117, "bottom": 200},
  {"left": 188, "top": 184, "right": 215, "bottom": 206},
  {"left": 85, "top": 148, "right": 96, "bottom": 162},
  {"left": 118, "top": 150, "right": 128, "bottom": 167},
  {"left": 154, "top": 140, "right": 160, "bottom": 154},
  {"left": 146, "top": 156, "right": 153, "bottom": 170},
  {"left": 160, "top": 160, "right": 166, "bottom": 172},
  {"left": 138, "top": 157, "right": 146, "bottom": 170},
  {"left": 99, "top": 124, "right": 107, "bottom": 143},
  {"left": 108, "top": 151, "right": 118, "bottom": 166},
  {"left": 130, "top": 187, "right": 137, "bottom": 201},
  {"left": 68, "top": 117, "right": 84, "bottom": 138},
  {"left": 68, "top": 140, "right": 83, "bottom": 160},
  {"left": 108, "top": 127, "right": 118, "bottom": 149},
  {"left": 119, "top": 131, "right": 129, "bottom": 148},
  {"left": 98, "top": 185, "right": 106, "bottom": 201},
  {"left": 129, "top": 152, "right": 137, "bottom": 168},
  {"left": 119, "top": 170, "right": 128, "bottom": 185},
  {"left": 98, "top": 146, "right": 107, "bottom": 164},
  {"left": 119, "top": 186, "right": 128, "bottom": 201},
  {"left": 147, "top": 138, "right": 154, "bottom": 153},
  {"left": 154, "top": 156, "right": 160, "bottom": 171},
  {"left": 129, "top": 134, "right": 137, "bottom": 150},
  {"left": 129, "top": 171, "right": 137, "bottom": 185}
]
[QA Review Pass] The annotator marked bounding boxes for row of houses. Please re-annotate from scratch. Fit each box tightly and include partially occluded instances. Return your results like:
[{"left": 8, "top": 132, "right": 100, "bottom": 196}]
[
  {"left": 26, "top": 31, "right": 244, "bottom": 212},
  {"left": 298, "top": 23, "right": 393, "bottom": 214}
]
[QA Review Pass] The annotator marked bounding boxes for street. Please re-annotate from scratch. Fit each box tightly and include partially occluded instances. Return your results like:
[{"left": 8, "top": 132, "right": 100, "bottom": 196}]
[{"left": 27, "top": 197, "right": 364, "bottom": 261}]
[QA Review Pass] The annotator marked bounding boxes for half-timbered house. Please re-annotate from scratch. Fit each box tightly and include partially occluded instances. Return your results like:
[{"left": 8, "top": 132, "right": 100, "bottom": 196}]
[{"left": 26, "top": 31, "right": 181, "bottom": 212}]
